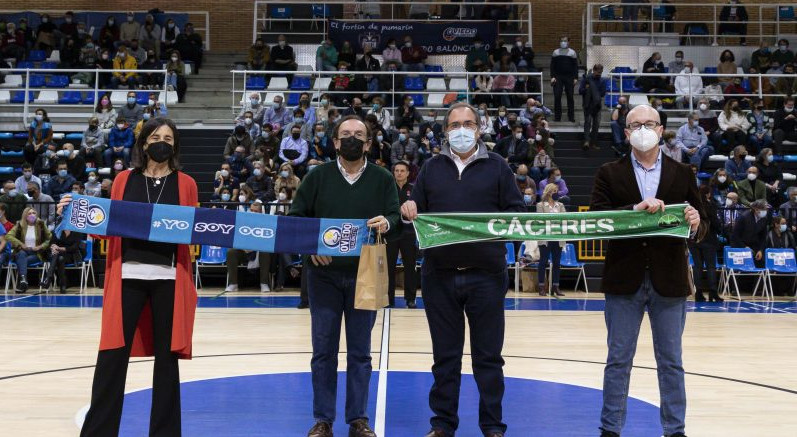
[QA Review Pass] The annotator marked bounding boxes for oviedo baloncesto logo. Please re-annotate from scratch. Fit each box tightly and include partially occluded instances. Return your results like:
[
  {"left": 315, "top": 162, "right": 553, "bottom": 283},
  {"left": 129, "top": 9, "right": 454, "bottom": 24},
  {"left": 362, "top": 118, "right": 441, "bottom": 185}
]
[
  {"left": 69, "top": 198, "right": 107, "bottom": 229},
  {"left": 322, "top": 223, "right": 360, "bottom": 253}
]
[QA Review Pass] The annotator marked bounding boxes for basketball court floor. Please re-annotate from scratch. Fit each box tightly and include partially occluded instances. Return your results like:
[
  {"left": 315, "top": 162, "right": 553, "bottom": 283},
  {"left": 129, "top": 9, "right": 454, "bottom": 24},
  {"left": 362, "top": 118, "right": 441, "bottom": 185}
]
[{"left": 1, "top": 289, "right": 796, "bottom": 436}]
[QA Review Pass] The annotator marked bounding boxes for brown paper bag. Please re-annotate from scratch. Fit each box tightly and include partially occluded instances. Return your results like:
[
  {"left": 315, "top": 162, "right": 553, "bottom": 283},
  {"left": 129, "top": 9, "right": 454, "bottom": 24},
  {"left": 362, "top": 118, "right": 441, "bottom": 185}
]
[{"left": 355, "top": 233, "right": 389, "bottom": 310}]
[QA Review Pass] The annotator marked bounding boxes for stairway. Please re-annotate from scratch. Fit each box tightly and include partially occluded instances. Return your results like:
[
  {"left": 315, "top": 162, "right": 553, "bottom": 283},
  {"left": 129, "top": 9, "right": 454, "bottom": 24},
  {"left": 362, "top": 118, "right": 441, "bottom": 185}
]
[
  {"left": 168, "top": 52, "right": 241, "bottom": 125},
  {"left": 178, "top": 128, "right": 230, "bottom": 200}
]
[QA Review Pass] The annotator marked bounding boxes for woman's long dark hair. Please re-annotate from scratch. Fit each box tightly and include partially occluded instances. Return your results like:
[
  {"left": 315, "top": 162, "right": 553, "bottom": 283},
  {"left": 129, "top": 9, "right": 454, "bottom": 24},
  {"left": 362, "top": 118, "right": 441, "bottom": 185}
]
[{"left": 130, "top": 117, "right": 182, "bottom": 172}]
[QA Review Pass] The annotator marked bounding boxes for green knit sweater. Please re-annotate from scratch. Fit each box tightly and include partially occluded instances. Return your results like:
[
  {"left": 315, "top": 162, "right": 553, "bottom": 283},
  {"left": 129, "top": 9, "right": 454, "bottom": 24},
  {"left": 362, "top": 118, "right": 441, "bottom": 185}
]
[{"left": 289, "top": 160, "right": 401, "bottom": 270}]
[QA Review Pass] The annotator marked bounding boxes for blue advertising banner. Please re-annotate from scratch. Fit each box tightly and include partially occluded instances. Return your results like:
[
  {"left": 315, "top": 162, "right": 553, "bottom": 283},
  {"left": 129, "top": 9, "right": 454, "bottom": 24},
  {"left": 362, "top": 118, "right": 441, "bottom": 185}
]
[{"left": 328, "top": 20, "right": 498, "bottom": 55}]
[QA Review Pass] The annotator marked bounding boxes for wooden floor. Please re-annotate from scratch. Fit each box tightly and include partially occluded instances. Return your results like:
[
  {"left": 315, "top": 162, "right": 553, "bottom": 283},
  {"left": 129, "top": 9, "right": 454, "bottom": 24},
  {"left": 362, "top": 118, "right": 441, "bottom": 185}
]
[{"left": 0, "top": 289, "right": 795, "bottom": 436}]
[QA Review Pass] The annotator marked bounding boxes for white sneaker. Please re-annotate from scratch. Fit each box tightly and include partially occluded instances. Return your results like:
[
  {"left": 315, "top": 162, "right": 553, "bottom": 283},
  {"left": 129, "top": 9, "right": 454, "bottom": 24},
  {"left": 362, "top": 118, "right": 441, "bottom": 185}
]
[
  {"left": 260, "top": 283, "right": 271, "bottom": 292},
  {"left": 225, "top": 284, "right": 238, "bottom": 292}
]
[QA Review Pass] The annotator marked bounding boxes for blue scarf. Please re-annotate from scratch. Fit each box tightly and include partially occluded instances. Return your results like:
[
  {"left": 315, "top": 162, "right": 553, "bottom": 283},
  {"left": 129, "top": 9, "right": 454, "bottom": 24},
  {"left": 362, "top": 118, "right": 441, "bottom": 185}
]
[{"left": 56, "top": 194, "right": 369, "bottom": 256}]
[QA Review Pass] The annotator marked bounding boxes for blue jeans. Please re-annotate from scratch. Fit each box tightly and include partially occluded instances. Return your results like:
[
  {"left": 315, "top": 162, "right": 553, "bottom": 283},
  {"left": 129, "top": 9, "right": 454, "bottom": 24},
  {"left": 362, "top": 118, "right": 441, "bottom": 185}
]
[
  {"left": 686, "top": 145, "right": 714, "bottom": 171},
  {"left": 601, "top": 273, "right": 687, "bottom": 436},
  {"left": 538, "top": 243, "right": 562, "bottom": 287},
  {"left": 529, "top": 167, "right": 550, "bottom": 183},
  {"left": 308, "top": 266, "right": 377, "bottom": 425},
  {"left": 610, "top": 120, "right": 626, "bottom": 148},
  {"left": 747, "top": 134, "right": 773, "bottom": 154},
  {"left": 14, "top": 250, "right": 41, "bottom": 278},
  {"left": 421, "top": 266, "right": 508, "bottom": 435},
  {"left": 166, "top": 72, "right": 178, "bottom": 89},
  {"left": 104, "top": 147, "right": 131, "bottom": 167}
]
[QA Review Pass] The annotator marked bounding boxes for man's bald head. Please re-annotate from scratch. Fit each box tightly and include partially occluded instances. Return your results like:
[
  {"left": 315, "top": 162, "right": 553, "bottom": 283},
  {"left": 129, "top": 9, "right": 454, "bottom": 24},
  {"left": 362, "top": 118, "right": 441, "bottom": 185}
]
[{"left": 626, "top": 104, "right": 661, "bottom": 125}]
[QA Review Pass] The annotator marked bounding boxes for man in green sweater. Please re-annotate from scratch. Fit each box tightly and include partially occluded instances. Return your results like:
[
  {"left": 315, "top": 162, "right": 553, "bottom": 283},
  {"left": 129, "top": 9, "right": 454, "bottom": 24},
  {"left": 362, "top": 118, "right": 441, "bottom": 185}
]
[{"left": 290, "top": 115, "right": 401, "bottom": 437}]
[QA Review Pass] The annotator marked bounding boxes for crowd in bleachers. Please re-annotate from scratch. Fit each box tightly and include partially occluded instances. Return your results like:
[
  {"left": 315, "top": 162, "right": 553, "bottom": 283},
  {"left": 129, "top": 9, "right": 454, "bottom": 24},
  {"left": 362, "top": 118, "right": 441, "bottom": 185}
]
[{"left": 0, "top": 11, "right": 204, "bottom": 102}]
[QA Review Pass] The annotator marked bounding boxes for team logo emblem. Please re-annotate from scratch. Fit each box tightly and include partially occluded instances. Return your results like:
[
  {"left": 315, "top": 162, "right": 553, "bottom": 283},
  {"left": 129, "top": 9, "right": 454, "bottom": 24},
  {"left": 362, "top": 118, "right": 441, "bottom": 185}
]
[
  {"left": 322, "top": 223, "right": 360, "bottom": 253},
  {"left": 323, "top": 227, "right": 343, "bottom": 248},
  {"left": 86, "top": 205, "right": 106, "bottom": 226}
]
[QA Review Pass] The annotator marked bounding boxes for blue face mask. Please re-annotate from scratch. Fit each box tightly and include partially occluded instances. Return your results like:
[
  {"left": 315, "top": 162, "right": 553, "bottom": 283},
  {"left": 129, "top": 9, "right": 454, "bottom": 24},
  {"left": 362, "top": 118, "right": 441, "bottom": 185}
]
[
  {"left": 399, "top": 133, "right": 407, "bottom": 142},
  {"left": 221, "top": 193, "right": 231, "bottom": 201},
  {"left": 554, "top": 176, "right": 562, "bottom": 183},
  {"left": 294, "top": 117, "right": 304, "bottom": 124},
  {"left": 523, "top": 194, "right": 533, "bottom": 204},
  {"left": 127, "top": 97, "right": 136, "bottom": 105},
  {"left": 58, "top": 169, "right": 68, "bottom": 178},
  {"left": 426, "top": 131, "right": 434, "bottom": 139},
  {"left": 280, "top": 170, "right": 289, "bottom": 178},
  {"left": 516, "top": 174, "right": 527, "bottom": 181}
]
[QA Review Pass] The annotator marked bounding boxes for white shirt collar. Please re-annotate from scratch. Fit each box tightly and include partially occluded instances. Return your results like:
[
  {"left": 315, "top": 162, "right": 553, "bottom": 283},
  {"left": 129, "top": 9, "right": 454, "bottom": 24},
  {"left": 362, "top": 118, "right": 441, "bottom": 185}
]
[{"left": 337, "top": 157, "right": 367, "bottom": 185}]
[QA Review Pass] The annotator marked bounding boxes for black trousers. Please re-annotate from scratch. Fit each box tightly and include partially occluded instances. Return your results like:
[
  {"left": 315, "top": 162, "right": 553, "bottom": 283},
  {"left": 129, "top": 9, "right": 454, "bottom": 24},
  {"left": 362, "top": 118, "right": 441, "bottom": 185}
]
[
  {"left": 81, "top": 279, "right": 181, "bottom": 437},
  {"left": 721, "top": 129, "right": 747, "bottom": 153},
  {"left": 583, "top": 108, "right": 602, "bottom": 145},
  {"left": 386, "top": 232, "right": 418, "bottom": 306},
  {"left": 774, "top": 129, "right": 797, "bottom": 155},
  {"left": 553, "top": 77, "right": 575, "bottom": 122},
  {"left": 688, "top": 242, "right": 718, "bottom": 295},
  {"left": 422, "top": 267, "right": 508, "bottom": 435},
  {"left": 45, "top": 251, "right": 81, "bottom": 288}
]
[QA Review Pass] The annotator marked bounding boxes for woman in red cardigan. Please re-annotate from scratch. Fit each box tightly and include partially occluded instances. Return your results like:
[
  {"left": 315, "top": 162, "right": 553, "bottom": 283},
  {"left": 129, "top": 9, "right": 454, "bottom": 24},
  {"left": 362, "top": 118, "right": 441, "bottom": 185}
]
[{"left": 58, "top": 117, "right": 198, "bottom": 436}]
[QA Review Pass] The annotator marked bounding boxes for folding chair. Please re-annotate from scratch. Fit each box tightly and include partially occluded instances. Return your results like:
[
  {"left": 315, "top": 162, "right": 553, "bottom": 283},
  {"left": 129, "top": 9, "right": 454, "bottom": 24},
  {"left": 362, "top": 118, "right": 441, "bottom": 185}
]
[
  {"left": 4, "top": 255, "right": 48, "bottom": 294},
  {"left": 763, "top": 248, "right": 797, "bottom": 299},
  {"left": 48, "top": 238, "right": 96, "bottom": 293},
  {"left": 721, "top": 247, "right": 769, "bottom": 301},
  {"left": 505, "top": 242, "right": 520, "bottom": 293},
  {"left": 558, "top": 243, "right": 589, "bottom": 295},
  {"left": 195, "top": 245, "right": 228, "bottom": 289}
]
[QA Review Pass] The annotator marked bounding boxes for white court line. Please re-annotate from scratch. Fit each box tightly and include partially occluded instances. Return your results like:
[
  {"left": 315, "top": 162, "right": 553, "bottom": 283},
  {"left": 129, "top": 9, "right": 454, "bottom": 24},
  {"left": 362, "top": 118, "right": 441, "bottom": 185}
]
[
  {"left": 374, "top": 308, "right": 390, "bottom": 436},
  {"left": 743, "top": 301, "right": 790, "bottom": 314},
  {"left": 0, "top": 294, "right": 35, "bottom": 305}
]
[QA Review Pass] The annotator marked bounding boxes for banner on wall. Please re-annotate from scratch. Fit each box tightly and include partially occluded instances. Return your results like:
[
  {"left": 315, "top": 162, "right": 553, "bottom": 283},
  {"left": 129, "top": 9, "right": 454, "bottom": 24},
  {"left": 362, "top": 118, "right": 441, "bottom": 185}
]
[{"left": 328, "top": 20, "right": 498, "bottom": 55}]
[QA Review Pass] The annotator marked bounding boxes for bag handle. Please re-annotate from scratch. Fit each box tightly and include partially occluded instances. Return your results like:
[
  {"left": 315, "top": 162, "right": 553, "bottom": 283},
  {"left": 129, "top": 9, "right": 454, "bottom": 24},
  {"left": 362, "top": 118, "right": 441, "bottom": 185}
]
[{"left": 369, "top": 228, "right": 384, "bottom": 245}]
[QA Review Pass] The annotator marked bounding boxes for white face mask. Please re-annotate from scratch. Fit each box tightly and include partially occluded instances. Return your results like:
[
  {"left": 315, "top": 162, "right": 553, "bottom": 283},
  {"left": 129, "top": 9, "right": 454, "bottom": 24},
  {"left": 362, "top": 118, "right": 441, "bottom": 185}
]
[
  {"left": 683, "top": 67, "right": 691, "bottom": 74},
  {"left": 560, "top": 41, "right": 568, "bottom": 49},
  {"left": 699, "top": 103, "right": 708, "bottom": 111},
  {"left": 238, "top": 195, "right": 247, "bottom": 203},
  {"left": 725, "top": 198, "right": 734, "bottom": 207},
  {"left": 278, "top": 192, "right": 287, "bottom": 201},
  {"left": 757, "top": 210, "right": 767, "bottom": 219},
  {"left": 747, "top": 173, "right": 757, "bottom": 181},
  {"left": 448, "top": 127, "right": 477, "bottom": 154},
  {"left": 718, "top": 176, "right": 727, "bottom": 184},
  {"left": 629, "top": 126, "right": 660, "bottom": 152}
]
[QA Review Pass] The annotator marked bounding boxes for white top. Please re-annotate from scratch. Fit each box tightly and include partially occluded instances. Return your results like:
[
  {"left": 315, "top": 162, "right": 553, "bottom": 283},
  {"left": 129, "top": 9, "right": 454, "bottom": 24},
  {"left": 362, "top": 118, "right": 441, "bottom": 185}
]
[
  {"left": 337, "top": 158, "right": 367, "bottom": 185},
  {"left": 24, "top": 226, "right": 36, "bottom": 248},
  {"left": 122, "top": 261, "right": 177, "bottom": 280},
  {"left": 450, "top": 145, "right": 480, "bottom": 176}
]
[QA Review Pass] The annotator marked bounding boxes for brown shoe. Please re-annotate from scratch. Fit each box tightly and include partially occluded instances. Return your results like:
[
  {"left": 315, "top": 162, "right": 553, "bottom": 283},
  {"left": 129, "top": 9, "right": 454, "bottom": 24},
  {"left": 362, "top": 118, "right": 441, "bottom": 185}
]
[
  {"left": 308, "top": 421, "right": 333, "bottom": 437},
  {"left": 424, "top": 430, "right": 448, "bottom": 437},
  {"left": 349, "top": 419, "right": 376, "bottom": 437},
  {"left": 485, "top": 433, "right": 505, "bottom": 437}
]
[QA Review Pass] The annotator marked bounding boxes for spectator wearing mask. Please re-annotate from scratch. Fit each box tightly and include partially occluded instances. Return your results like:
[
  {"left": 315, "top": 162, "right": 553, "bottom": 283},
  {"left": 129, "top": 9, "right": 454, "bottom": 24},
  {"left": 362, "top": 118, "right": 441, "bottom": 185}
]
[
  {"left": 238, "top": 92, "right": 265, "bottom": 124},
  {"left": 98, "top": 15, "right": 120, "bottom": 51},
  {"left": 734, "top": 166, "right": 767, "bottom": 207},
  {"left": 294, "top": 92, "right": 316, "bottom": 125},
  {"left": 127, "top": 39, "right": 147, "bottom": 66},
  {"left": 26, "top": 181, "right": 55, "bottom": 228},
  {"left": 342, "top": 97, "right": 367, "bottom": 119},
  {"left": 609, "top": 96, "right": 630, "bottom": 155},
  {"left": 493, "top": 106, "right": 512, "bottom": 140},
  {"left": 99, "top": 178, "right": 113, "bottom": 198},
  {"left": 33, "top": 144, "right": 58, "bottom": 176},
  {"left": 248, "top": 38, "right": 270, "bottom": 70},
  {"left": 518, "top": 98, "right": 552, "bottom": 126},
  {"left": 718, "top": 99, "right": 750, "bottom": 153},
  {"left": 1, "top": 22, "right": 26, "bottom": 61},
  {"left": 236, "top": 110, "right": 261, "bottom": 140},
  {"left": 105, "top": 120, "right": 135, "bottom": 167},
  {"left": 117, "top": 91, "right": 144, "bottom": 126},
  {"left": 60, "top": 143, "right": 86, "bottom": 181},
  {"left": 14, "top": 163, "right": 42, "bottom": 196},
  {"left": 724, "top": 78, "right": 750, "bottom": 107},
  {"left": 746, "top": 99, "right": 773, "bottom": 153},
  {"left": 668, "top": 51, "right": 686, "bottom": 81},
  {"left": 381, "top": 38, "right": 402, "bottom": 69},
  {"left": 391, "top": 126, "right": 419, "bottom": 165},
  {"left": 750, "top": 40, "right": 773, "bottom": 72},
  {"left": 228, "top": 145, "right": 254, "bottom": 181},
  {"left": 268, "top": 34, "right": 298, "bottom": 76},
  {"left": 419, "top": 110, "right": 444, "bottom": 141},
  {"left": 308, "top": 123, "right": 336, "bottom": 166},
  {"left": 395, "top": 96, "right": 422, "bottom": 131},
  {"left": 773, "top": 97, "right": 797, "bottom": 154},
  {"left": 660, "top": 131, "right": 682, "bottom": 163},
  {"left": 111, "top": 46, "right": 138, "bottom": 89},
  {"left": 386, "top": 161, "right": 418, "bottom": 308},
  {"left": 754, "top": 147, "right": 782, "bottom": 205},
  {"left": 369, "top": 130, "right": 392, "bottom": 169},
  {"left": 41, "top": 226, "right": 84, "bottom": 294},
  {"left": 511, "top": 36, "right": 536, "bottom": 71},
  {"left": 536, "top": 183, "right": 567, "bottom": 296},
  {"left": 84, "top": 172, "right": 102, "bottom": 197},
  {"left": 338, "top": 40, "right": 356, "bottom": 67},
  {"left": 224, "top": 125, "right": 254, "bottom": 160},
  {"left": 134, "top": 108, "right": 154, "bottom": 139},
  {"left": 166, "top": 50, "right": 186, "bottom": 99},
  {"left": 279, "top": 125, "right": 309, "bottom": 174},
  {"left": 45, "top": 161, "right": 77, "bottom": 202},
  {"left": 538, "top": 167, "right": 570, "bottom": 204},
  {"left": 472, "top": 66, "right": 494, "bottom": 107},
  {"left": 253, "top": 123, "right": 279, "bottom": 163},
  {"left": 495, "top": 125, "right": 530, "bottom": 170},
  {"left": 651, "top": 98, "right": 669, "bottom": 130},
  {"left": 282, "top": 108, "right": 313, "bottom": 143},
  {"left": 689, "top": 185, "right": 723, "bottom": 302},
  {"left": 717, "top": 50, "right": 738, "bottom": 87},
  {"left": 477, "top": 103, "right": 495, "bottom": 142},
  {"left": 139, "top": 14, "right": 162, "bottom": 60},
  {"left": 24, "top": 108, "right": 53, "bottom": 165},
  {"left": 719, "top": 0, "right": 749, "bottom": 44},
  {"left": 59, "top": 36, "right": 81, "bottom": 68},
  {"left": 5, "top": 207, "right": 51, "bottom": 292},
  {"left": 213, "top": 162, "right": 239, "bottom": 198},
  {"left": 225, "top": 201, "right": 272, "bottom": 293},
  {"left": 725, "top": 145, "right": 752, "bottom": 181},
  {"left": 366, "top": 97, "right": 392, "bottom": 132},
  {"left": 676, "top": 113, "right": 712, "bottom": 170},
  {"left": 274, "top": 162, "right": 300, "bottom": 195},
  {"left": 722, "top": 191, "right": 744, "bottom": 232},
  {"left": 579, "top": 64, "right": 607, "bottom": 150},
  {"left": 780, "top": 186, "right": 797, "bottom": 229},
  {"left": 491, "top": 58, "right": 517, "bottom": 107},
  {"left": 767, "top": 216, "right": 796, "bottom": 254},
  {"left": 674, "top": 61, "right": 703, "bottom": 109},
  {"left": 161, "top": 18, "right": 181, "bottom": 55},
  {"left": 246, "top": 161, "right": 275, "bottom": 202},
  {"left": 139, "top": 50, "right": 163, "bottom": 89},
  {"left": 418, "top": 126, "right": 439, "bottom": 162},
  {"left": 263, "top": 95, "right": 292, "bottom": 133},
  {"left": 772, "top": 38, "right": 795, "bottom": 66},
  {"left": 211, "top": 186, "right": 234, "bottom": 206},
  {"left": 637, "top": 52, "right": 669, "bottom": 92},
  {"left": 316, "top": 94, "right": 332, "bottom": 123},
  {"left": 0, "top": 203, "right": 13, "bottom": 238},
  {"left": 774, "top": 64, "right": 797, "bottom": 104},
  {"left": 709, "top": 168, "right": 734, "bottom": 206},
  {"left": 0, "top": 180, "right": 29, "bottom": 222},
  {"left": 175, "top": 22, "right": 204, "bottom": 72},
  {"left": 465, "top": 37, "right": 489, "bottom": 72},
  {"left": 316, "top": 37, "right": 338, "bottom": 71},
  {"left": 515, "top": 164, "right": 537, "bottom": 202},
  {"left": 355, "top": 48, "right": 381, "bottom": 92},
  {"left": 695, "top": 98, "right": 722, "bottom": 145},
  {"left": 400, "top": 35, "right": 427, "bottom": 72},
  {"left": 731, "top": 199, "right": 769, "bottom": 267},
  {"left": 119, "top": 12, "right": 141, "bottom": 47}
]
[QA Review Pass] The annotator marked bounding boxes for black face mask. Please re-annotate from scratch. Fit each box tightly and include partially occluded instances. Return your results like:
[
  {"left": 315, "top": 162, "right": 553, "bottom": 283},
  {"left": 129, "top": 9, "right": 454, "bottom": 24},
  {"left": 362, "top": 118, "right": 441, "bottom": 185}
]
[
  {"left": 291, "top": 132, "right": 301, "bottom": 140},
  {"left": 338, "top": 136, "right": 365, "bottom": 162},
  {"left": 146, "top": 141, "right": 175, "bottom": 163}
]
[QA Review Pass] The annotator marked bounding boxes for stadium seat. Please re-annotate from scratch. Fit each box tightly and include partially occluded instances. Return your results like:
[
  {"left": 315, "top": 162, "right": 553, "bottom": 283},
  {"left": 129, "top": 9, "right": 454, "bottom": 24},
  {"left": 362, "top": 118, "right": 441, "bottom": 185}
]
[
  {"left": 110, "top": 91, "right": 128, "bottom": 106},
  {"left": 286, "top": 92, "right": 300, "bottom": 106},
  {"left": 35, "top": 90, "right": 58, "bottom": 104},
  {"left": 46, "top": 75, "right": 69, "bottom": 88},
  {"left": 136, "top": 92, "right": 149, "bottom": 106},
  {"left": 195, "top": 245, "right": 228, "bottom": 289},
  {"left": 313, "top": 77, "right": 332, "bottom": 91},
  {"left": 10, "top": 91, "right": 35, "bottom": 103},
  {"left": 158, "top": 91, "right": 178, "bottom": 106},
  {"left": 184, "top": 61, "right": 193, "bottom": 76},
  {"left": 40, "top": 61, "right": 57, "bottom": 69},
  {"left": 82, "top": 92, "right": 95, "bottom": 105},
  {"left": 599, "top": 5, "right": 616, "bottom": 20},
  {"left": 404, "top": 77, "right": 425, "bottom": 91},
  {"left": 721, "top": 247, "right": 769, "bottom": 300},
  {"left": 703, "top": 67, "right": 718, "bottom": 74},
  {"left": 3, "top": 150, "right": 23, "bottom": 157},
  {"left": 245, "top": 76, "right": 266, "bottom": 90},
  {"left": 290, "top": 76, "right": 312, "bottom": 90},
  {"left": 426, "top": 78, "right": 447, "bottom": 91},
  {"left": 764, "top": 248, "right": 797, "bottom": 298},
  {"left": 779, "top": 6, "right": 795, "bottom": 21},
  {"left": 13, "top": 132, "right": 28, "bottom": 139},
  {"left": 427, "top": 93, "right": 446, "bottom": 108},
  {"left": 27, "top": 50, "right": 46, "bottom": 62},
  {"left": 268, "top": 6, "right": 293, "bottom": 30},
  {"left": 52, "top": 133, "right": 65, "bottom": 140},
  {"left": 558, "top": 243, "right": 589, "bottom": 294},
  {"left": 605, "top": 95, "right": 620, "bottom": 108},
  {"left": 0, "top": 74, "right": 23, "bottom": 88},
  {"left": 424, "top": 65, "right": 444, "bottom": 77},
  {"left": 0, "top": 132, "right": 11, "bottom": 139},
  {"left": 0, "top": 166, "right": 14, "bottom": 175},
  {"left": 65, "top": 133, "right": 84, "bottom": 140},
  {"left": 267, "top": 77, "right": 289, "bottom": 91},
  {"left": 741, "top": 79, "right": 752, "bottom": 92},
  {"left": 448, "top": 78, "right": 469, "bottom": 91},
  {"left": 410, "top": 94, "right": 425, "bottom": 107},
  {"left": 46, "top": 50, "right": 60, "bottom": 63},
  {"left": 28, "top": 74, "right": 46, "bottom": 88},
  {"left": 0, "top": 90, "right": 9, "bottom": 104},
  {"left": 15, "top": 61, "right": 34, "bottom": 70},
  {"left": 628, "top": 94, "right": 649, "bottom": 107}
]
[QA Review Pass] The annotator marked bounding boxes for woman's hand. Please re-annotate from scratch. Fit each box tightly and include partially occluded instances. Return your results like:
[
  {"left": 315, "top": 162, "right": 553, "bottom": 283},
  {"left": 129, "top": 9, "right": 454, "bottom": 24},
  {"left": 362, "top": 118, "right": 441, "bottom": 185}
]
[{"left": 56, "top": 194, "right": 73, "bottom": 216}]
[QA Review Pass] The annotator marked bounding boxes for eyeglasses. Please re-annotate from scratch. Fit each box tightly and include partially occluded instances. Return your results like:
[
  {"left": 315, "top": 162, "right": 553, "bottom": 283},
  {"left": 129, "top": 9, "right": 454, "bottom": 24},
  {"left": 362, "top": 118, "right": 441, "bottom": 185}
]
[
  {"left": 626, "top": 121, "right": 661, "bottom": 130},
  {"left": 339, "top": 132, "right": 368, "bottom": 140},
  {"left": 447, "top": 121, "right": 479, "bottom": 130}
]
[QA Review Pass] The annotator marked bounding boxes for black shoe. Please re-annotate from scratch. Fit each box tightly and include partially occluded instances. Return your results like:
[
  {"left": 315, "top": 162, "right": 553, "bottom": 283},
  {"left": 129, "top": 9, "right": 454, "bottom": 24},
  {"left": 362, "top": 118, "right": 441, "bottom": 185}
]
[
  {"left": 600, "top": 431, "right": 619, "bottom": 437},
  {"left": 17, "top": 276, "right": 28, "bottom": 293},
  {"left": 59, "top": 284, "right": 67, "bottom": 294},
  {"left": 709, "top": 294, "right": 724, "bottom": 303},
  {"left": 406, "top": 301, "right": 417, "bottom": 309},
  {"left": 307, "top": 421, "right": 333, "bottom": 437},
  {"left": 41, "top": 276, "right": 51, "bottom": 290},
  {"left": 424, "top": 430, "right": 448, "bottom": 437},
  {"left": 348, "top": 419, "right": 376, "bottom": 437},
  {"left": 667, "top": 433, "right": 687, "bottom": 437},
  {"left": 694, "top": 291, "right": 706, "bottom": 302},
  {"left": 297, "top": 301, "right": 309, "bottom": 309}
]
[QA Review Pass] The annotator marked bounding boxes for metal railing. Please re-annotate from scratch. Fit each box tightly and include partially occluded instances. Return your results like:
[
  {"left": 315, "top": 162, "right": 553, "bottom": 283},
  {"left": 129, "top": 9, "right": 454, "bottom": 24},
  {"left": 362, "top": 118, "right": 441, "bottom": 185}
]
[
  {"left": 0, "top": 9, "right": 211, "bottom": 51},
  {"left": 586, "top": 2, "right": 797, "bottom": 46},
  {"left": 230, "top": 69, "right": 544, "bottom": 115},
  {"left": 606, "top": 71, "right": 796, "bottom": 113},
  {"left": 0, "top": 67, "right": 169, "bottom": 125},
  {"left": 253, "top": 1, "right": 531, "bottom": 43}
]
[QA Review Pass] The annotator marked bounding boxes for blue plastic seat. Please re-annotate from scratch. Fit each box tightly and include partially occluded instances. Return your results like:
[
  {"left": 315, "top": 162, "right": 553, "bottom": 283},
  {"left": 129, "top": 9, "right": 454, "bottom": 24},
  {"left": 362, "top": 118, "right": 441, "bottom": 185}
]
[
  {"left": 404, "top": 77, "right": 425, "bottom": 91},
  {"left": 612, "top": 66, "right": 633, "bottom": 74},
  {"left": 741, "top": 79, "right": 751, "bottom": 93},
  {"left": 765, "top": 248, "right": 797, "bottom": 273},
  {"left": 286, "top": 92, "right": 300, "bottom": 106},
  {"left": 424, "top": 65, "right": 444, "bottom": 77},
  {"left": 13, "top": 132, "right": 28, "bottom": 139},
  {"left": 703, "top": 67, "right": 718, "bottom": 74},
  {"left": 0, "top": 166, "right": 14, "bottom": 175},
  {"left": 410, "top": 94, "right": 425, "bottom": 107},
  {"left": 46, "top": 75, "right": 69, "bottom": 88},
  {"left": 195, "top": 245, "right": 228, "bottom": 289},
  {"left": 3, "top": 150, "right": 22, "bottom": 157},
  {"left": 270, "top": 6, "right": 292, "bottom": 19},
  {"left": 311, "top": 4, "right": 331, "bottom": 18},
  {"left": 722, "top": 247, "right": 769, "bottom": 300},
  {"left": 40, "top": 61, "right": 57, "bottom": 69},
  {"left": 29, "top": 75, "right": 46, "bottom": 88},
  {"left": 15, "top": 61, "right": 34, "bottom": 70},
  {"left": 559, "top": 243, "right": 590, "bottom": 294},
  {"left": 599, "top": 5, "right": 616, "bottom": 20},
  {"left": 59, "top": 91, "right": 82, "bottom": 104},
  {"left": 85, "top": 167, "right": 97, "bottom": 174},
  {"left": 82, "top": 92, "right": 95, "bottom": 105},
  {"left": 27, "top": 50, "right": 46, "bottom": 62},
  {"left": 0, "top": 133, "right": 12, "bottom": 140},
  {"left": 136, "top": 92, "right": 150, "bottom": 105},
  {"left": 779, "top": 6, "right": 795, "bottom": 20},
  {"left": 246, "top": 76, "right": 266, "bottom": 90},
  {"left": 65, "top": 132, "right": 84, "bottom": 140},
  {"left": 10, "top": 91, "right": 35, "bottom": 103},
  {"left": 290, "top": 76, "right": 311, "bottom": 90}
]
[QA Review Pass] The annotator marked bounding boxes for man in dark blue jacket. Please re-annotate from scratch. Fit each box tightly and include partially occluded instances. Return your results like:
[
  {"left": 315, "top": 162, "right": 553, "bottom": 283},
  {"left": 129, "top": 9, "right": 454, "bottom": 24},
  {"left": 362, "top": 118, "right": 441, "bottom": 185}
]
[
  {"left": 401, "top": 102, "right": 524, "bottom": 437},
  {"left": 579, "top": 64, "right": 607, "bottom": 150},
  {"left": 494, "top": 124, "right": 530, "bottom": 171}
]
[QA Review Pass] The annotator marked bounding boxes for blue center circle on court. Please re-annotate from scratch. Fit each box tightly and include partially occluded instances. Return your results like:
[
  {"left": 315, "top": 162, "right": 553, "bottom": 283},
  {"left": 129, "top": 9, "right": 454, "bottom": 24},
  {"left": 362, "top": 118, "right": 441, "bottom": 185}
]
[{"left": 116, "top": 371, "right": 661, "bottom": 436}]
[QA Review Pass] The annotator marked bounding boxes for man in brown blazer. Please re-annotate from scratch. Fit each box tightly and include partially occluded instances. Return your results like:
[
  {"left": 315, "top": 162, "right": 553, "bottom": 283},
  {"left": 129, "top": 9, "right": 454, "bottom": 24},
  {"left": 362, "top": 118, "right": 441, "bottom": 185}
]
[{"left": 590, "top": 104, "right": 706, "bottom": 437}]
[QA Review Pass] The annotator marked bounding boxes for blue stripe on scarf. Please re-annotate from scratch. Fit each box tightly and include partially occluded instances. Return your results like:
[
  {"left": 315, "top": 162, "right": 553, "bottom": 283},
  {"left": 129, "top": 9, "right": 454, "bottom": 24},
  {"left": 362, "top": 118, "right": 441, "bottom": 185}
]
[
  {"left": 274, "top": 215, "right": 321, "bottom": 254},
  {"left": 108, "top": 199, "right": 153, "bottom": 240}
]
